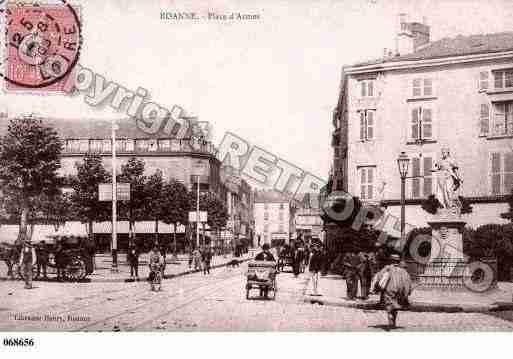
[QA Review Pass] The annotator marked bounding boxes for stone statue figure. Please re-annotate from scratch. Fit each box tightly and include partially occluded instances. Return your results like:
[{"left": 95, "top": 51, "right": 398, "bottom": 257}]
[{"left": 433, "top": 148, "right": 463, "bottom": 215}]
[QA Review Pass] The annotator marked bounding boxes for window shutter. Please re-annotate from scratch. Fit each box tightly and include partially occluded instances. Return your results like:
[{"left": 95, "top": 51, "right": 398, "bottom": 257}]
[
  {"left": 480, "top": 104, "right": 490, "bottom": 135},
  {"left": 494, "top": 104, "right": 506, "bottom": 136},
  {"left": 422, "top": 108, "right": 432, "bottom": 139},
  {"left": 491, "top": 152, "right": 502, "bottom": 195},
  {"left": 479, "top": 71, "right": 489, "bottom": 90},
  {"left": 412, "top": 157, "right": 421, "bottom": 198},
  {"left": 505, "top": 152, "right": 513, "bottom": 194},
  {"left": 494, "top": 72, "right": 503, "bottom": 89},
  {"left": 366, "top": 111, "right": 374, "bottom": 140},
  {"left": 361, "top": 81, "right": 366, "bottom": 97},
  {"left": 360, "top": 112, "right": 366, "bottom": 140},
  {"left": 507, "top": 103, "right": 513, "bottom": 135},
  {"left": 368, "top": 81, "right": 374, "bottom": 97},
  {"left": 423, "top": 79, "right": 433, "bottom": 96},
  {"left": 360, "top": 168, "right": 366, "bottom": 199},
  {"left": 411, "top": 108, "right": 419, "bottom": 140},
  {"left": 423, "top": 157, "right": 433, "bottom": 195},
  {"left": 413, "top": 79, "right": 421, "bottom": 97},
  {"left": 367, "top": 168, "right": 374, "bottom": 199}
]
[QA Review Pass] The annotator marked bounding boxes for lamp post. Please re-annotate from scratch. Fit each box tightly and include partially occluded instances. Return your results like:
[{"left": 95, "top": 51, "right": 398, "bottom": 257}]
[
  {"left": 111, "top": 120, "right": 119, "bottom": 272},
  {"left": 396, "top": 152, "right": 410, "bottom": 249}
]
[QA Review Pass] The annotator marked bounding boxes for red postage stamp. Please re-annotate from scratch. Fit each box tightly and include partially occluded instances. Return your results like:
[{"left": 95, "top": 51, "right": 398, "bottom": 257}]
[{"left": 4, "top": 1, "right": 81, "bottom": 93}]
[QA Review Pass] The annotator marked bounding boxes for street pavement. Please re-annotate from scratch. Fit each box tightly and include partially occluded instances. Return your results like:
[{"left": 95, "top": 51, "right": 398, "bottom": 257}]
[
  {"left": 304, "top": 273, "right": 513, "bottom": 313},
  {"left": 2, "top": 263, "right": 513, "bottom": 331}
]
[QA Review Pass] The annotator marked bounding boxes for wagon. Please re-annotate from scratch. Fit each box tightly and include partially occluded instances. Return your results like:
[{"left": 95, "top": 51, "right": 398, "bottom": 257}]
[{"left": 245, "top": 260, "right": 277, "bottom": 300}]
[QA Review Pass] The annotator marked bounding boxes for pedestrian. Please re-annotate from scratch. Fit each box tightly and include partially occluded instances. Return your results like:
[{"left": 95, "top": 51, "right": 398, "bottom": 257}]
[
  {"left": 372, "top": 254, "right": 412, "bottom": 329},
  {"left": 308, "top": 243, "right": 323, "bottom": 296},
  {"left": 55, "top": 241, "right": 65, "bottom": 282},
  {"left": 127, "top": 242, "right": 140, "bottom": 281},
  {"left": 83, "top": 237, "right": 96, "bottom": 275},
  {"left": 18, "top": 241, "right": 36, "bottom": 289},
  {"left": 201, "top": 246, "right": 212, "bottom": 275},
  {"left": 159, "top": 243, "right": 167, "bottom": 276},
  {"left": 343, "top": 252, "right": 359, "bottom": 300},
  {"left": 188, "top": 247, "right": 193, "bottom": 269},
  {"left": 148, "top": 245, "right": 164, "bottom": 291},
  {"left": 193, "top": 248, "right": 202, "bottom": 270},
  {"left": 358, "top": 253, "right": 372, "bottom": 299},
  {"left": 36, "top": 240, "right": 49, "bottom": 280}
]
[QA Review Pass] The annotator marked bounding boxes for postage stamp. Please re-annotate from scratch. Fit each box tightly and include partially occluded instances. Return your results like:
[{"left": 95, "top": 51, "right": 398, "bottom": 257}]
[{"left": 3, "top": 1, "right": 81, "bottom": 93}]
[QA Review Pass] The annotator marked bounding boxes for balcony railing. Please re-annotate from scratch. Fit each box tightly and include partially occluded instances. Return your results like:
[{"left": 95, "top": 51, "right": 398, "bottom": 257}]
[{"left": 62, "top": 138, "right": 217, "bottom": 156}]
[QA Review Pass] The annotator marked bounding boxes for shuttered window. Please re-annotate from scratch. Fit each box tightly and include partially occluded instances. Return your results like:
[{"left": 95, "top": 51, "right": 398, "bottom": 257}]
[
  {"left": 359, "top": 167, "right": 375, "bottom": 200},
  {"left": 411, "top": 155, "right": 433, "bottom": 199}
]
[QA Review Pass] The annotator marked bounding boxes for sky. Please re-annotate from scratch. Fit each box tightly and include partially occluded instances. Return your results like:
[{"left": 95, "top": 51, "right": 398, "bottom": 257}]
[{"left": 2, "top": 0, "right": 513, "bottom": 184}]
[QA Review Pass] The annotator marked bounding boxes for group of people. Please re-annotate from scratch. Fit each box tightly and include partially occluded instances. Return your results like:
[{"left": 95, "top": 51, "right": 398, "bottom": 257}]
[{"left": 188, "top": 246, "right": 213, "bottom": 275}]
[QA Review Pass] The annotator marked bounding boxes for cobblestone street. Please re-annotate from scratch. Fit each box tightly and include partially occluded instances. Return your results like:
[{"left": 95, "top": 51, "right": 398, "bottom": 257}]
[{"left": 2, "top": 264, "right": 513, "bottom": 331}]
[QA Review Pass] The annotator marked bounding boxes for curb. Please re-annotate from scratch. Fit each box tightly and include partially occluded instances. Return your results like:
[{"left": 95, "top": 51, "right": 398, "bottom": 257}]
[
  {"left": 303, "top": 277, "right": 513, "bottom": 313},
  {"left": 304, "top": 295, "right": 513, "bottom": 312},
  {"left": 89, "top": 257, "right": 253, "bottom": 283}
]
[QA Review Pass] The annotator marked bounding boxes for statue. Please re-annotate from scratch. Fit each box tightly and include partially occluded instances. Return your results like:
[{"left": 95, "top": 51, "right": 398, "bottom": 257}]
[{"left": 433, "top": 148, "right": 463, "bottom": 216}]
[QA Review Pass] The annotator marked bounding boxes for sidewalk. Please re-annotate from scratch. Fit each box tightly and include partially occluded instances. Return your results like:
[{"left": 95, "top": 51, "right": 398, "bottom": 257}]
[
  {"left": 0, "top": 251, "right": 254, "bottom": 283},
  {"left": 304, "top": 273, "right": 513, "bottom": 313},
  {"left": 89, "top": 251, "right": 253, "bottom": 283}
]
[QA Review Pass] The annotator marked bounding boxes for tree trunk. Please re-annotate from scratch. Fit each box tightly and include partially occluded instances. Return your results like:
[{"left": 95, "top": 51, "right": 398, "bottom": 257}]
[
  {"left": 173, "top": 223, "right": 177, "bottom": 254},
  {"left": 155, "top": 218, "right": 159, "bottom": 244},
  {"left": 18, "top": 205, "right": 29, "bottom": 244}
]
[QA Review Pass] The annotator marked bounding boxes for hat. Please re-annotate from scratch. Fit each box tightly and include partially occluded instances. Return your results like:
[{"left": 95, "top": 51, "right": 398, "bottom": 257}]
[{"left": 389, "top": 254, "right": 401, "bottom": 262}]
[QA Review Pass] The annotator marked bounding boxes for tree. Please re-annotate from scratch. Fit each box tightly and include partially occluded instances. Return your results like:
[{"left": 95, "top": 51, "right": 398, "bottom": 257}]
[
  {"left": 118, "top": 157, "right": 148, "bottom": 242},
  {"left": 160, "top": 179, "right": 191, "bottom": 252},
  {"left": 69, "top": 153, "right": 111, "bottom": 241},
  {"left": 190, "top": 191, "right": 228, "bottom": 246},
  {"left": 0, "top": 116, "right": 62, "bottom": 242},
  {"left": 145, "top": 170, "right": 165, "bottom": 242}
]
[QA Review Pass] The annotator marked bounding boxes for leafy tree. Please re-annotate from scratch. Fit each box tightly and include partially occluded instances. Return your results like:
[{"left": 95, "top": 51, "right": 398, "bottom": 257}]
[
  {"left": 0, "top": 117, "right": 62, "bottom": 242},
  {"left": 145, "top": 170, "right": 165, "bottom": 242},
  {"left": 190, "top": 191, "right": 228, "bottom": 246},
  {"left": 118, "top": 157, "right": 148, "bottom": 242},
  {"left": 69, "top": 153, "right": 111, "bottom": 241},
  {"left": 160, "top": 179, "right": 191, "bottom": 252}
]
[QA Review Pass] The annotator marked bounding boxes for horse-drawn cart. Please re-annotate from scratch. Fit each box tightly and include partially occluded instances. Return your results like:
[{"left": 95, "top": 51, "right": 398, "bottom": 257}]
[{"left": 245, "top": 260, "right": 277, "bottom": 300}]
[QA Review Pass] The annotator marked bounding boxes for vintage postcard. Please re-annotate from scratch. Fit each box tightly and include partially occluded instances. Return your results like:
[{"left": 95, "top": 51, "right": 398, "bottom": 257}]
[{"left": 0, "top": 0, "right": 513, "bottom": 341}]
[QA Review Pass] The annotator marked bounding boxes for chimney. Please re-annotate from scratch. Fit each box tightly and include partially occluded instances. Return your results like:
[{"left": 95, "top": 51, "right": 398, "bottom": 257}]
[{"left": 396, "top": 14, "right": 430, "bottom": 56}]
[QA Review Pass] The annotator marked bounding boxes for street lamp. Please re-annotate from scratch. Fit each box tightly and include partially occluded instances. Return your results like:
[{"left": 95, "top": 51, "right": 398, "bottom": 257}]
[
  {"left": 111, "top": 120, "right": 119, "bottom": 272},
  {"left": 396, "top": 152, "right": 410, "bottom": 248}
]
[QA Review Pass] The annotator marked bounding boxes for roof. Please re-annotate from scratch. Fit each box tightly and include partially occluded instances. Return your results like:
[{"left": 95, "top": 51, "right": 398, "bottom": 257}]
[
  {"left": 351, "top": 31, "right": 513, "bottom": 68},
  {"left": 0, "top": 117, "right": 202, "bottom": 140}
]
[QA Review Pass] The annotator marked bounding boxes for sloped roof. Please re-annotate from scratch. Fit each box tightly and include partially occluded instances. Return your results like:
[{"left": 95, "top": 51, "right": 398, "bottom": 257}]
[
  {"left": 0, "top": 117, "right": 200, "bottom": 139},
  {"left": 352, "top": 31, "right": 513, "bottom": 67}
]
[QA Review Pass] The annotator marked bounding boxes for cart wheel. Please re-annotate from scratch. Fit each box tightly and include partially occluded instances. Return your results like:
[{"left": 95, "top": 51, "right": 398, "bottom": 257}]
[{"left": 65, "top": 258, "right": 86, "bottom": 281}]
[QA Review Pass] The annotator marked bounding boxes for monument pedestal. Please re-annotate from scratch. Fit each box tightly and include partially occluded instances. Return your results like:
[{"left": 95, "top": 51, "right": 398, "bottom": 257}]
[{"left": 415, "top": 214, "right": 468, "bottom": 288}]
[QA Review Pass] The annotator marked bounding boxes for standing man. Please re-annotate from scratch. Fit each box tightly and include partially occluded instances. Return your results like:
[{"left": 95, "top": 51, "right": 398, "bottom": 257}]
[
  {"left": 343, "top": 252, "right": 359, "bottom": 300},
  {"left": 36, "top": 241, "right": 49, "bottom": 280},
  {"left": 19, "top": 241, "right": 36, "bottom": 289},
  {"left": 372, "top": 254, "right": 412, "bottom": 329},
  {"left": 127, "top": 242, "right": 140, "bottom": 281},
  {"left": 358, "top": 253, "right": 372, "bottom": 300},
  {"left": 308, "top": 243, "right": 323, "bottom": 296},
  {"left": 201, "top": 245, "right": 212, "bottom": 275}
]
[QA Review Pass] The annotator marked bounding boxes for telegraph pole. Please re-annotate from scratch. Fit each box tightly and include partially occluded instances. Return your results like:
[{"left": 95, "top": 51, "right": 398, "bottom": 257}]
[{"left": 111, "top": 120, "right": 119, "bottom": 272}]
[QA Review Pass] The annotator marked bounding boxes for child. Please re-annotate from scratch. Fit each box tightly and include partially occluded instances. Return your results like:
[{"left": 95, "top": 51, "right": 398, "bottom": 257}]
[{"left": 148, "top": 245, "right": 164, "bottom": 291}]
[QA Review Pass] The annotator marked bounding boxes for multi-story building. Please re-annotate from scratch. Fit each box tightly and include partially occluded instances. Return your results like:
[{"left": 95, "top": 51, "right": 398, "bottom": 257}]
[
  {"left": 222, "top": 168, "right": 254, "bottom": 248},
  {"left": 294, "top": 193, "right": 323, "bottom": 244},
  {"left": 0, "top": 117, "right": 222, "bottom": 248},
  {"left": 254, "top": 190, "right": 294, "bottom": 246},
  {"left": 330, "top": 17, "right": 512, "bottom": 235}
]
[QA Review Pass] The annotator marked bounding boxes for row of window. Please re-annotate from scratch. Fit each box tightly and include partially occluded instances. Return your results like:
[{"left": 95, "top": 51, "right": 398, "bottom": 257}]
[
  {"left": 64, "top": 138, "right": 214, "bottom": 153},
  {"left": 263, "top": 224, "right": 285, "bottom": 233},
  {"left": 357, "top": 101, "right": 512, "bottom": 143},
  {"left": 263, "top": 210, "right": 285, "bottom": 220},
  {"left": 262, "top": 203, "right": 285, "bottom": 210},
  {"left": 359, "top": 69, "right": 513, "bottom": 100},
  {"left": 358, "top": 151, "right": 512, "bottom": 200}
]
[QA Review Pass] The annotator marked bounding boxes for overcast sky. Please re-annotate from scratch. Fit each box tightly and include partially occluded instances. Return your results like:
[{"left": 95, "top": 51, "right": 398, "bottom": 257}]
[{"left": 2, "top": 0, "right": 513, "bottom": 184}]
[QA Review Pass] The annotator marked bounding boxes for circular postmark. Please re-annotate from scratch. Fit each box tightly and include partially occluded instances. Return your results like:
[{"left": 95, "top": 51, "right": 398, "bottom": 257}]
[{"left": 2, "top": 0, "right": 82, "bottom": 89}]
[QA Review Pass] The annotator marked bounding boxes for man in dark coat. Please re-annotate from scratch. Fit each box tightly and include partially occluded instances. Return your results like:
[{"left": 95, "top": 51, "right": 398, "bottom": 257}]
[
  {"left": 127, "top": 242, "right": 140, "bottom": 280},
  {"left": 36, "top": 241, "right": 49, "bottom": 280},
  {"left": 358, "top": 253, "right": 373, "bottom": 299},
  {"left": 343, "top": 252, "right": 360, "bottom": 300}
]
